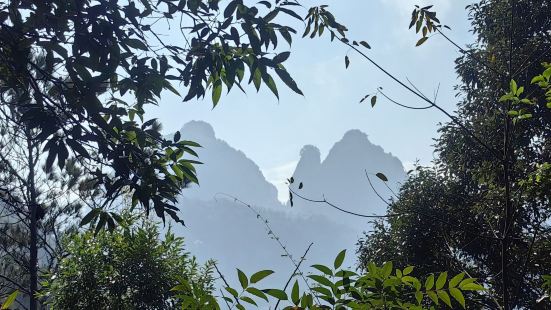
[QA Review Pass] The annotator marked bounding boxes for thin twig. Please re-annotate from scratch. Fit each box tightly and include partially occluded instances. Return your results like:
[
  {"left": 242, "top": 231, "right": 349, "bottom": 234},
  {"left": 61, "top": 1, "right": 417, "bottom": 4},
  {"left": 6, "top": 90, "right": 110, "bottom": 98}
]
[
  {"left": 336, "top": 33, "right": 502, "bottom": 160},
  {"left": 274, "top": 242, "right": 313, "bottom": 310},
  {"left": 213, "top": 262, "right": 242, "bottom": 308},
  {"left": 214, "top": 193, "right": 321, "bottom": 305}
]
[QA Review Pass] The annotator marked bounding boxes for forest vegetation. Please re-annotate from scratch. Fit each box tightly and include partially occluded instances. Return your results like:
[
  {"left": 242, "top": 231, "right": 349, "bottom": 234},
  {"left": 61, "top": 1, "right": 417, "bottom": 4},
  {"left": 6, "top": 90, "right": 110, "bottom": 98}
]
[{"left": 0, "top": 0, "right": 550, "bottom": 309}]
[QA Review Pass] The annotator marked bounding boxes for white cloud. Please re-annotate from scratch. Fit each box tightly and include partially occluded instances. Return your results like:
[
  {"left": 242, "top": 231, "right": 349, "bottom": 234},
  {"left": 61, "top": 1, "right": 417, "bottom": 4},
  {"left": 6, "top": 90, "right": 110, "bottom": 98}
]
[{"left": 262, "top": 161, "right": 298, "bottom": 202}]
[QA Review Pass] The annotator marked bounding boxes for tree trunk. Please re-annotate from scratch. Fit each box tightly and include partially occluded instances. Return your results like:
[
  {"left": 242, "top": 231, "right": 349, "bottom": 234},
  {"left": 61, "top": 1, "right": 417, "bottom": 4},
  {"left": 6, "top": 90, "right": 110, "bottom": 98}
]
[{"left": 27, "top": 133, "right": 38, "bottom": 310}]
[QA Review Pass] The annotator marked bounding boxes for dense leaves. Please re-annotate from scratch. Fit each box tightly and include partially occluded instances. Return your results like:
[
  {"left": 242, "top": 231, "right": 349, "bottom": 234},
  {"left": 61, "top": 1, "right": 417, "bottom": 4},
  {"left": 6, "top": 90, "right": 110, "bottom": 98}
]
[
  {"left": 41, "top": 216, "right": 215, "bottom": 309},
  {"left": 0, "top": 290, "right": 18, "bottom": 310},
  {"left": 0, "top": 0, "right": 346, "bottom": 231},
  {"left": 176, "top": 250, "right": 484, "bottom": 309},
  {"left": 358, "top": 1, "right": 551, "bottom": 308}
]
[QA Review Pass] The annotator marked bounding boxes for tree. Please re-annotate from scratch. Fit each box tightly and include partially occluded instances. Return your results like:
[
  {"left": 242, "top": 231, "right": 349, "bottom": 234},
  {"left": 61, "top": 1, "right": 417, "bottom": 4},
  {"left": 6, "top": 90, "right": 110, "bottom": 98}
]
[
  {"left": 0, "top": 155, "right": 86, "bottom": 308},
  {"left": 41, "top": 215, "right": 216, "bottom": 309},
  {"left": 0, "top": 0, "right": 347, "bottom": 229},
  {"left": 0, "top": 55, "right": 100, "bottom": 309},
  {"left": 357, "top": 1, "right": 551, "bottom": 309},
  {"left": 0, "top": 1, "right": 348, "bottom": 308}
]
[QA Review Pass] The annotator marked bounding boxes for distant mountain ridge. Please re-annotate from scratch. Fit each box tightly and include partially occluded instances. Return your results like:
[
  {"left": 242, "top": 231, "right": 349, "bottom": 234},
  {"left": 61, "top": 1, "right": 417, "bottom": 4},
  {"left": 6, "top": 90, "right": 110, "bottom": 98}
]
[
  {"left": 179, "top": 121, "right": 280, "bottom": 209},
  {"left": 169, "top": 121, "right": 406, "bottom": 299},
  {"left": 290, "top": 129, "right": 406, "bottom": 224}
]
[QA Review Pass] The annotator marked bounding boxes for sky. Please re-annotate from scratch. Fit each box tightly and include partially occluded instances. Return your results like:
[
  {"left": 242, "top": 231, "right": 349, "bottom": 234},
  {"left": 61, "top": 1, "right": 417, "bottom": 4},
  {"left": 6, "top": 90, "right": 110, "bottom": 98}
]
[{"left": 145, "top": 0, "right": 475, "bottom": 200}]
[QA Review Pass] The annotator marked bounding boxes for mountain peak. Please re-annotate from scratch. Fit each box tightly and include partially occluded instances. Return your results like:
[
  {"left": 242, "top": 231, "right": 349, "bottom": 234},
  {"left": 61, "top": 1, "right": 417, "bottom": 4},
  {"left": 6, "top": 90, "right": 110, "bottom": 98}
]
[
  {"left": 180, "top": 120, "right": 216, "bottom": 141},
  {"left": 290, "top": 128, "right": 406, "bottom": 223},
  {"left": 341, "top": 129, "right": 368, "bottom": 141},
  {"left": 177, "top": 121, "right": 280, "bottom": 209},
  {"left": 299, "top": 145, "right": 321, "bottom": 163}
]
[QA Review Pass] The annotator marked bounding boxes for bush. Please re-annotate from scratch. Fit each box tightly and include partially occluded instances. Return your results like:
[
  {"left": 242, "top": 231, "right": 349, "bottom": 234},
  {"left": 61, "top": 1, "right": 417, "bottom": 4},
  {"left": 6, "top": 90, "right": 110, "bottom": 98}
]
[{"left": 41, "top": 217, "right": 215, "bottom": 309}]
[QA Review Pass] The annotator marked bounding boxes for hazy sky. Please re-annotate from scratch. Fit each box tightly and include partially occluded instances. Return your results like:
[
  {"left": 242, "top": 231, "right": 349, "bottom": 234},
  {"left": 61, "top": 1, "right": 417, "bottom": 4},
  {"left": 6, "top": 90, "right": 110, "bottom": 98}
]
[{"left": 145, "top": 0, "right": 474, "bottom": 196}]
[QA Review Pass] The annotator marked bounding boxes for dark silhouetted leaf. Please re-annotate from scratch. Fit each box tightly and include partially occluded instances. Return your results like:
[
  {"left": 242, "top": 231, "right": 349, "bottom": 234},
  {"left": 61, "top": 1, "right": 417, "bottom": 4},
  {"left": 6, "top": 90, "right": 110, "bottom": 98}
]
[{"left": 416, "top": 36, "right": 428, "bottom": 46}]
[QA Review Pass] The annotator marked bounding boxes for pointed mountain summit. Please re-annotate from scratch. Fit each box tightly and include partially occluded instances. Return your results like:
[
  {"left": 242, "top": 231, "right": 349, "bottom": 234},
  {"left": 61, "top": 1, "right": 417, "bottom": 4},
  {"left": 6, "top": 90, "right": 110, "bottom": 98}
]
[
  {"left": 170, "top": 122, "right": 406, "bottom": 293},
  {"left": 290, "top": 129, "right": 406, "bottom": 224},
  {"left": 179, "top": 121, "right": 280, "bottom": 209}
]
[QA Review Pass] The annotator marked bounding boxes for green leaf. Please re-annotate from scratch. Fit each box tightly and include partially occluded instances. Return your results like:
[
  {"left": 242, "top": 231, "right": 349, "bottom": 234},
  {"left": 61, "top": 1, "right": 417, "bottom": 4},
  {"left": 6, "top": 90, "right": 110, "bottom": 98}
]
[
  {"left": 425, "top": 274, "right": 435, "bottom": 290},
  {"left": 311, "top": 264, "right": 333, "bottom": 276},
  {"left": 246, "top": 287, "right": 268, "bottom": 302},
  {"left": 510, "top": 79, "right": 518, "bottom": 93},
  {"left": 449, "top": 288, "right": 465, "bottom": 308},
  {"left": 95, "top": 212, "right": 107, "bottom": 235},
  {"left": 427, "top": 290, "right": 439, "bottom": 305},
  {"left": 164, "top": 81, "right": 181, "bottom": 96},
  {"left": 403, "top": 266, "right": 414, "bottom": 276},
  {"left": 212, "top": 79, "right": 222, "bottom": 106},
  {"left": 461, "top": 282, "right": 485, "bottom": 291},
  {"left": 311, "top": 286, "right": 332, "bottom": 297},
  {"left": 449, "top": 273, "right": 465, "bottom": 288},
  {"left": 1, "top": 290, "right": 19, "bottom": 310},
  {"left": 250, "top": 270, "right": 274, "bottom": 283},
  {"left": 172, "top": 164, "right": 183, "bottom": 179},
  {"left": 279, "top": 7, "right": 303, "bottom": 21},
  {"left": 531, "top": 75, "right": 545, "bottom": 84},
  {"left": 543, "top": 67, "right": 551, "bottom": 80},
  {"left": 265, "top": 289, "right": 287, "bottom": 300},
  {"left": 237, "top": 269, "right": 248, "bottom": 289},
  {"left": 308, "top": 275, "right": 334, "bottom": 287},
  {"left": 518, "top": 113, "right": 532, "bottom": 120},
  {"left": 301, "top": 293, "right": 313, "bottom": 308},
  {"left": 416, "top": 37, "right": 428, "bottom": 46},
  {"left": 375, "top": 172, "right": 388, "bottom": 182},
  {"left": 225, "top": 286, "right": 239, "bottom": 298},
  {"left": 516, "top": 86, "right": 524, "bottom": 96},
  {"left": 280, "top": 28, "right": 292, "bottom": 46},
  {"left": 275, "top": 67, "right": 303, "bottom": 95},
  {"left": 273, "top": 52, "right": 291, "bottom": 64},
  {"left": 436, "top": 272, "right": 447, "bottom": 290},
  {"left": 334, "top": 250, "right": 346, "bottom": 269},
  {"left": 437, "top": 290, "right": 452, "bottom": 307},
  {"left": 458, "top": 278, "right": 476, "bottom": 289},
  {"left": 253, "top": 69, "right": 262, "bottom": 91},
  {"left": 80, "top": 208, "right": 100, "bottom": 226},
  {"left": 240, "top": 296, "right": 257, "bottom": 306},
  {"left": 291, "top": 280, "right": 300, "bottom": 305},
  {"left": 499, "top": 93, "right": 514, "bottom": 102},
  {"left": 381, "top": 261, "right": 393, "bottom": 278},
  {"left": 414, "top": 291, "right": 423, "bottom": 304},
  {"left": 520, "top": 98, "right": 533, "bottom": 104},
  {"left": 262, "top": 73, "right": 279, "bottom": 99}
]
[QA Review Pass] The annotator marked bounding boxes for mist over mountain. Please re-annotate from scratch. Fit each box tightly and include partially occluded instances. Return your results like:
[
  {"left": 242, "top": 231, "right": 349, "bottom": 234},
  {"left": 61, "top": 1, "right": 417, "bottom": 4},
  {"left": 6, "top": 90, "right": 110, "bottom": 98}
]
[
  {"left": 170, "top": 121, "right": 406, "bottom": 295},
  {"left": 179, "top": 121, "right": 280, "bottom": 209},
  {"left": 290, "top": 130, "right": 406, "bottom": 226}
]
